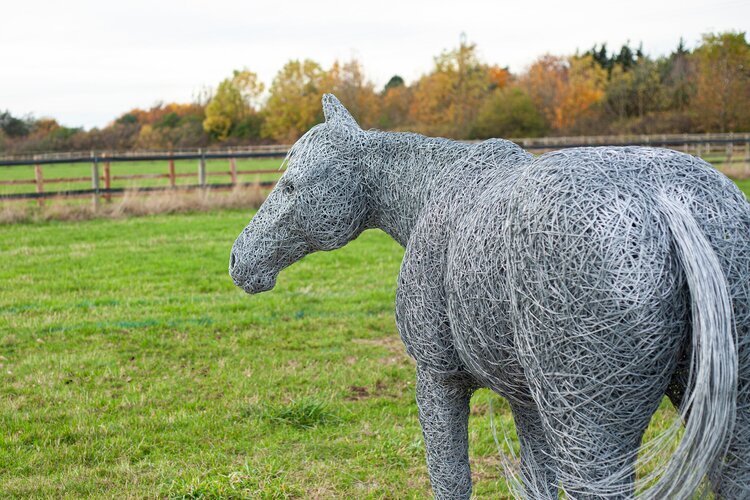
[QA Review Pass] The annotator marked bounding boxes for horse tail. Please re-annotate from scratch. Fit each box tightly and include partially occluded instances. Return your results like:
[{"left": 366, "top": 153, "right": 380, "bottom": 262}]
[{"left": 641, "top": 194, "right": 738, "bottom": 498}]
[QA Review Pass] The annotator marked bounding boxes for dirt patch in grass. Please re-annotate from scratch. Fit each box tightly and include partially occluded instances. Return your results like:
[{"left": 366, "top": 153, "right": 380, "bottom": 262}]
[
  {"left": 345, "top": 380, "right": 389, "bottom": 401},
  {"left": 351, "top": 335, "right": 412, "bottom": 366},
  {"left": 471, "top": 454, "right": 505, "bottom": 482}
]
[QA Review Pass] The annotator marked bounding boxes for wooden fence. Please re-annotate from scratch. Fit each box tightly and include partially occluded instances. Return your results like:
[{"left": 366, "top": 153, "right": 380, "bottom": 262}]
[
  {"left": 1, "top": 134, "right": 749, "bottom": 206},
  {"left": 0, "top": 149, "right": 288, "bottom": 206}
]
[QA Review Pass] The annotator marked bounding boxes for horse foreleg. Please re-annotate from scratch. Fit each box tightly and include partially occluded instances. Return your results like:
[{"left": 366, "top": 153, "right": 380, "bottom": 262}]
[{"left": 416, "top": 367, "right": 475, "bottom": 500}]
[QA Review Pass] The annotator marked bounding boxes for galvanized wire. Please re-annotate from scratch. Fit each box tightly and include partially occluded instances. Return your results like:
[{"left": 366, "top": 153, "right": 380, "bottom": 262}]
[{"left": 229, "top": 94, "right": 750, "bottom": 499}]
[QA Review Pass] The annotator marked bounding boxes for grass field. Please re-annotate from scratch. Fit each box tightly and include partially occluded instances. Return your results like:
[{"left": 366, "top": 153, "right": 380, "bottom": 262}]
[
  {"left": 0, "top": 210, "right": 524, "bottom": 498},
  {"left": 2, "top": 179, "right": 748, "bottom": 498}
]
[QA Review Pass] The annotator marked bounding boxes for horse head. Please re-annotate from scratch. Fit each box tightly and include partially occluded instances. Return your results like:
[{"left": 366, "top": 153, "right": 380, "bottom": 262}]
[{"left": 229, "top": 94, "right": 371, "bottom": 293}]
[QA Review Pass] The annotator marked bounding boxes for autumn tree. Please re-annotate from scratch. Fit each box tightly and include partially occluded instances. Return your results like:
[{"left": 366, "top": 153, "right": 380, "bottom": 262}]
[
  {"left": 488, "top": 66, "right": 511, "bottom": 90},
  {"left": 327, "top": 59, "right": 380, "bottom": 128},
  {"left": 555, "top": 55, "right": 607, "bottom": 131},
  {"left": 203, "top": 69, "right": 265, "bottom": 140},
  {"left": 409, "top": 69, "right": 455, "bottom": 136},
  {"left": 379, "top": 75, "right": 412, "bottom": 130},
  {"left": 471, "top": 86, "right": 547, "bottom": 138},
  {"left": 108, "top": 102, "right": 208, "bottom": 149},
  {"left": 409, "top": 37, "right": 492, "bottom": 138},
  {"left": 521, "top": 55, "right": 567, "bottom": 129},
  {"left": 262, "top": 60, "right": 331, "bottom": 142},
  {"left": 522, "top": 54, "right": 606, "bottom": 133},
  {"left": 691, "top": 31, "right": 750, "bottom": 132},
  {"left": 6, "top": 33, "right": 750, "bottom": 154}
]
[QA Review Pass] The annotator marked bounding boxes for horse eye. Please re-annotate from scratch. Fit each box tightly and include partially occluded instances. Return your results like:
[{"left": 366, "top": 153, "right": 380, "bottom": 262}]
[{"left": 283, "top": 183, "right": 295, "bottom": 195}]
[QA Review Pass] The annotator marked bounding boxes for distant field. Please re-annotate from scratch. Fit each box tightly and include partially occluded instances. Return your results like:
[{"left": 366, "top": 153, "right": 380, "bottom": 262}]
[{"left": 0, "top": 157, "right": 284, "bottom": 195}]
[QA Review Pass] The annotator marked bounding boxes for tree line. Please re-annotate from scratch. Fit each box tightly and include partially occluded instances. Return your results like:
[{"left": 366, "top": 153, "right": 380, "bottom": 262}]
[{"left": 2, "top": 31, "right": 749, "bottom": 155}]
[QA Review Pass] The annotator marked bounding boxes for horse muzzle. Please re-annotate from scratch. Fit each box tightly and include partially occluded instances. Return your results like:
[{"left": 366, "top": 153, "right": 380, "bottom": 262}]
[{"left": 229, "top": 251, "right": 278, "bottom": 294}]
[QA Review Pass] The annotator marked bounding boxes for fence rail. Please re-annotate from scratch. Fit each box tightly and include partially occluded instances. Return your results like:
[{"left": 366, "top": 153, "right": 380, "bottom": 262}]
[
  {"left": 0, "top": 144, "right": 290, "bottom": 163},
  {"left": 2, "top": 133, "right": 749, "bottom": 204},
  {"left": 0, "top": 149, "right": 289, "bottom": 203}
]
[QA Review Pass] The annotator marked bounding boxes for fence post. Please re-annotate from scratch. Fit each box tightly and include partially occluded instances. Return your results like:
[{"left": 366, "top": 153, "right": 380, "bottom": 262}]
[
  {"left": 34, "top": 157, "right": 44, "bottom": 207},
  {"left": 726, "top": 141, "right": 734, "bottom": 169},
  {"left": 168, "top": 155, "right": 176, "bottom": 188},
  {"left": 103, "top": 153, "right": 111, "bottom": 202},
  {"left": 230, "top": 157, "right": 237, "bottom": 186},
  {"left": 91, "top": 152, "right": 100, "bottom": 210},
  {"left": 198, "top": 149, "right": 206, "bottom": 188}
]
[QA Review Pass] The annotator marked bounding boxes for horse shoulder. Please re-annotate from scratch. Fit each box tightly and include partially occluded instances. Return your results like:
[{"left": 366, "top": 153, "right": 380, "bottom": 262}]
[{"left": 396, "top": 201, "right": 464, "bottom": 373}]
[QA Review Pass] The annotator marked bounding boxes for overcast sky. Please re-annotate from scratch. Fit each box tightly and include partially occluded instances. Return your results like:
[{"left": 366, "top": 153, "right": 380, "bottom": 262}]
[{"left": 3, "top": 0, "right": 748, "bottom": 129}]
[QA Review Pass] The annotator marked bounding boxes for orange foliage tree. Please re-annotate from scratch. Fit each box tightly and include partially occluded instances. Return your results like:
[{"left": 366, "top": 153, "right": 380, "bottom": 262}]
[
  {"left": 409, "top": 38, "right": 492, "bottom": 138},
  {"left": 556, "top": 55, "right": 607, "bottom": 131},
  {"left": 523, "top": 54, "right": 606, "bottom": 133},
  {"left": 262, "top": 60, "right": 330, "bottom": 142},
  {"left": 691, "top": 31, "right": 750, "bottom": 132},
  {"left": 522, "top": 55, "right": 567, "bottom": 130},
  {"left": 379, "top": 77, "right": 412, "bottom": 130},
  {"left": 327, "top": 59, "right": 380, "bottom": 129}
]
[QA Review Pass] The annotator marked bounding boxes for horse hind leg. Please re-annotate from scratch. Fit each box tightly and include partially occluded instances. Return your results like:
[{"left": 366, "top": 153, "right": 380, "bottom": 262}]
[
  {"left": 525, "top": 369, "right": 664, "bottom": 499},
  {"left": 513, "top": 313, "right": 681, "bottom": 497},
  {"left": 509, "top": 400, "right": 559, "bottom": 499}
]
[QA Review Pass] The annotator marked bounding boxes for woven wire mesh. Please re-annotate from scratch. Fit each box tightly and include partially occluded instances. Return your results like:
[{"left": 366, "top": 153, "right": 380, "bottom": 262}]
[{"left": 230, "top": 94, "right": 750, "bottom": 499}]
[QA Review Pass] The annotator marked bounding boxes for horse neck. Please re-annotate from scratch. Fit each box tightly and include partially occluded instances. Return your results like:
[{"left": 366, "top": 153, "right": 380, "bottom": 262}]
[{"left": 361, "top": 130, "right": 472, "bottom": 247}]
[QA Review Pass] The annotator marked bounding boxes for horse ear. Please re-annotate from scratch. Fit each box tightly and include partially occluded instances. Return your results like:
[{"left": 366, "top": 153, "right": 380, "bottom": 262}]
[{"left": 322, "top": 94, "right": 360, "bottom": 130}]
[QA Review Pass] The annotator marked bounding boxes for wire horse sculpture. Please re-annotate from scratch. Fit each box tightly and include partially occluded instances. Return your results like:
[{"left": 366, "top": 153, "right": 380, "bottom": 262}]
[{"left": 229, "top": 94, "right": 750, "bottom": 499}]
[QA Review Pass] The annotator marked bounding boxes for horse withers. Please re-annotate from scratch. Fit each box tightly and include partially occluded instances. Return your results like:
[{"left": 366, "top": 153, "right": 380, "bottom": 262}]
[{"left": 229, "top": 94, "right": 750, "bottom": 499}]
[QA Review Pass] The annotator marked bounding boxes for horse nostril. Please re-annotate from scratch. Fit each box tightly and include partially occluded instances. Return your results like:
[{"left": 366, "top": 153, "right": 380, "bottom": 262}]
[{"left": 230, "top": 252, "right": 237, "bottom": 269}]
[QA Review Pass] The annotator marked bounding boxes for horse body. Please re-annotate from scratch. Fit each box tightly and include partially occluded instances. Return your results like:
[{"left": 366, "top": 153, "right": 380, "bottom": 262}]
[
  {"left": 230, "top": 95, "right": 750, "bottom": 499},
  {"left": 437, "top": 146, "right": 750, "bottom": 498}
]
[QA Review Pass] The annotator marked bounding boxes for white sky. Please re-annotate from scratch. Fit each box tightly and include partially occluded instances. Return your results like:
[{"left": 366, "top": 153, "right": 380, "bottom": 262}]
[{"left": 2, "top": 0, "right": 748, "bottom": 129}]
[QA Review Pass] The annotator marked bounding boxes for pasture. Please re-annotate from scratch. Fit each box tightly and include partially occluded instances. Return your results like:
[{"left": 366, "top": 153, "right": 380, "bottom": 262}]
[
  {"left": 1, "top": 181, "right": 748, "bottom": 498},
  {"left": 0, "top": 210, "right": 516, "bottom": 498}
]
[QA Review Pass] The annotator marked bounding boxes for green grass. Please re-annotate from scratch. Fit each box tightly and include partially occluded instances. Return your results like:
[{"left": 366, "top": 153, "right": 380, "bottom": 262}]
[
  {"left": 0, "top": 158, "right": 283, "bottom": 195},
  {"left": 0, "top": 210, "right": 519, "bottom": 498},
  {"left": 2, "top": 179, "right": 748, "bottom": 496},
  {"left": 736, "top": 178, "right": 750, "bottom": 197}
]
